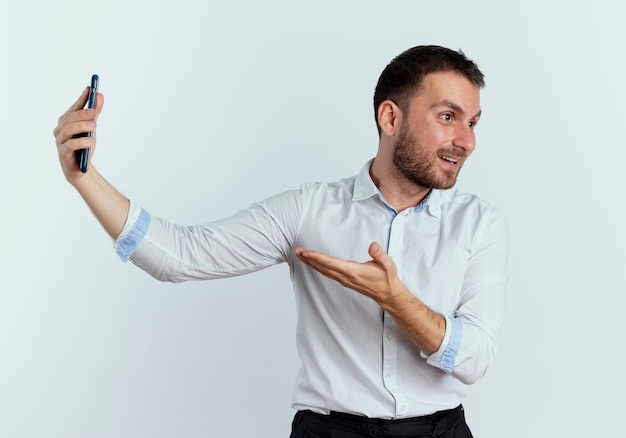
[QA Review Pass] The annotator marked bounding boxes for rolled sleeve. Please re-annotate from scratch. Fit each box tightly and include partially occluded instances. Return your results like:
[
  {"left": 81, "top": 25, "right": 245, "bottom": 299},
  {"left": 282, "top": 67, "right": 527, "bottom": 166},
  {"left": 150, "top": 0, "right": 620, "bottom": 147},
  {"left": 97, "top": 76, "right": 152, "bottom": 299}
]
[
  {"left": 114, "top": 203, "right": 151, "bottom": 262},
  {"left": 421, "top": 314, "right": 462, "bottom": 373}
]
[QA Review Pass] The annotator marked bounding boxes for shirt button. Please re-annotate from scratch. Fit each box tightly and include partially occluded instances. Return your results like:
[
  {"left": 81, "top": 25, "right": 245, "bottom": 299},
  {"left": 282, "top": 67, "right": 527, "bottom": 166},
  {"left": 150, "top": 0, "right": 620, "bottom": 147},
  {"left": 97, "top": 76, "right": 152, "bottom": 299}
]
[
  {"left": 386, "top": 371, "right": 394, "bottom": 378},
  {"left": 386, "top": 332, "right": 394, "bottom": 340}
]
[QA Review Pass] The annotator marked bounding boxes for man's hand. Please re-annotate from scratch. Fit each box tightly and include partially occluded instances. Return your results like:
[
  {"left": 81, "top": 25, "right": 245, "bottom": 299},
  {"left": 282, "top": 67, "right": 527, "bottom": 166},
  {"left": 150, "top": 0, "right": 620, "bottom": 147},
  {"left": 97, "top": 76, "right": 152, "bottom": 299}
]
[
  {"left": 294, "top": 242, "right": 404, "bottom": 306},
  {"left": 53, "top": 87, "right": 104, "bottom": 183},
  {"left": 294, "top": 243, "right": 446, "bottom": 356},
  {"left": 52, "top": 89, "right": 129, "bottom": 240}
]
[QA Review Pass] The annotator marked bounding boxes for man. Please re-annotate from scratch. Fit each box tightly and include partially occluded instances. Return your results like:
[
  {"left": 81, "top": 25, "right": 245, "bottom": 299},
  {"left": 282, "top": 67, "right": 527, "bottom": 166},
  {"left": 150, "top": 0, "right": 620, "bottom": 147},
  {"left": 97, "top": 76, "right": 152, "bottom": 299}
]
[{"left": 54, "top": 45, "right": 508, "bottom": 437}]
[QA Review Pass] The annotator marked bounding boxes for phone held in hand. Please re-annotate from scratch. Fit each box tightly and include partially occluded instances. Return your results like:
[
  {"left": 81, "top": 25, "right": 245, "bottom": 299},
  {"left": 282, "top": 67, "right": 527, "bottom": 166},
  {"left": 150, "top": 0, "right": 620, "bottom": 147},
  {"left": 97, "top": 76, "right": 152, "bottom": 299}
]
[{"left": 73, "top": 74, "right": 99, "bottom": 173}]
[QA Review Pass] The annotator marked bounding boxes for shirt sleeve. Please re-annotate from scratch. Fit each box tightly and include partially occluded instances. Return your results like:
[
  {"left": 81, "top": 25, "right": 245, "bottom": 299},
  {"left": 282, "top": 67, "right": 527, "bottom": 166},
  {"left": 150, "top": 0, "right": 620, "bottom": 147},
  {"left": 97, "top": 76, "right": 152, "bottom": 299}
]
[
  {"left": 125, "top": 189, "right": 305, "bottom": 283},
  {"left": 421, "top": 315, "right": 462, "bottom": 373},
  {"left": 421, "top": 205, "right": 509, "bottom": 384},
  {"left": 114, "top": 201, "right": 151, "bottom": 262}
]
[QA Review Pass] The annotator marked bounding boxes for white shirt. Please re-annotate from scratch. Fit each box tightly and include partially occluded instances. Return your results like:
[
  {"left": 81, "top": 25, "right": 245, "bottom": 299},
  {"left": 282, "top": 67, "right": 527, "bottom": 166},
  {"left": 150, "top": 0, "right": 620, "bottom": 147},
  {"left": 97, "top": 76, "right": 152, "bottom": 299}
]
[{"left": 115, "top": 159, "right": 508, "bottom": 418}]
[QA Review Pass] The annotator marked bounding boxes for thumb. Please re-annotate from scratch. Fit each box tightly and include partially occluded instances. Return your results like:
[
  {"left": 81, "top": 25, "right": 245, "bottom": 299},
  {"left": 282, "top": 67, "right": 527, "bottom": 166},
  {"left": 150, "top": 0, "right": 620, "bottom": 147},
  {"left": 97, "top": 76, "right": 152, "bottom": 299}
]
[
  {"left": 368, "top": 242, "right": 397, "bottom": 274},
  {"left": 94, "top": 92, "right": 105, "bottom": 120},
  {"left": 368, "top": 242, "right": 387, "bottom": 263}
]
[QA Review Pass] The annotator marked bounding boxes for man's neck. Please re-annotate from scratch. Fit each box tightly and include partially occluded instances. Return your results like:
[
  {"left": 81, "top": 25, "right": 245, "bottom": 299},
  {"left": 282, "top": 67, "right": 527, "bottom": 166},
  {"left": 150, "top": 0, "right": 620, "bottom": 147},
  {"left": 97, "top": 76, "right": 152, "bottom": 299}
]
[{"left": 369, "top": 158, "right": 431, "bottom": 213}]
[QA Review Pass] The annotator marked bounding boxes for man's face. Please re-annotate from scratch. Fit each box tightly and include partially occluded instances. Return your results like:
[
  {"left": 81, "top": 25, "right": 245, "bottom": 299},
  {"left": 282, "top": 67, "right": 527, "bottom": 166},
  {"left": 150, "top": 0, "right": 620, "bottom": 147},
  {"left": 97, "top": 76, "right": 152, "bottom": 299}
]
[{"left": 392, "top": 71, "right": 482, "bottom": 190}]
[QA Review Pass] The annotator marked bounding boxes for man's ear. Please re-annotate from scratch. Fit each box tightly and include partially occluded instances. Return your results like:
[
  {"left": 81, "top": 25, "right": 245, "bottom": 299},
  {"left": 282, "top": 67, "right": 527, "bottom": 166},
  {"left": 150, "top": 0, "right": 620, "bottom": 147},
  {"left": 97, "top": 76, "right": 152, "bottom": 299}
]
[{"left": 377, "top": 100, "right": 402, "bottom": 137}]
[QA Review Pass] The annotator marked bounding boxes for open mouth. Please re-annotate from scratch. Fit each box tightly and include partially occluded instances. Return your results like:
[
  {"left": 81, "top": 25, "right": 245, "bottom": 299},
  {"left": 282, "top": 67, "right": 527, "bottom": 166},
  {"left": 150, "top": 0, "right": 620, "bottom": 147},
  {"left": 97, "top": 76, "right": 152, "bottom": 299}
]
[{"left": 439, "top": 154, "right": 460, "bottom": 166}]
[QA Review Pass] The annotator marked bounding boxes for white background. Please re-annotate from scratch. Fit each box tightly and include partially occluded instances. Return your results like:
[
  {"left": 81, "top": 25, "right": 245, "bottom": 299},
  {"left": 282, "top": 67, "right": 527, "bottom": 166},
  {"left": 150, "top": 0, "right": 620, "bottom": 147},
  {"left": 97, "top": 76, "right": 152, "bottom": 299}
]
[{"left": 1, "top": 1, "right": 625, "bottom": 437}]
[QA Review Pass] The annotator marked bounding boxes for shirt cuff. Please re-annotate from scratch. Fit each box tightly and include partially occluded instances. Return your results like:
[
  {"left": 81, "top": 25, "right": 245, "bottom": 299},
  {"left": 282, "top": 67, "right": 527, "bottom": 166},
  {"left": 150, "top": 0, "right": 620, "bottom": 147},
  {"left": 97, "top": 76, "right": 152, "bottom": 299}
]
[
  {"left": 421, "top": 315, "right": 463, "bottom": 373},
  {"left": 114, "top": 203, "right": 151, "bottom": 262}
]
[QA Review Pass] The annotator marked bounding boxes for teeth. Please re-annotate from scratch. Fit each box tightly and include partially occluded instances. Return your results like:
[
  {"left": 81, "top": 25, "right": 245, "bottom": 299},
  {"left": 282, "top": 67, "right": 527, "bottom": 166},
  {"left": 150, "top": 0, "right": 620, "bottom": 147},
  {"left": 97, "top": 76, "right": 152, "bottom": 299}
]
[{"left": 440, "top": 155, "right": 458, "bottom": 163}]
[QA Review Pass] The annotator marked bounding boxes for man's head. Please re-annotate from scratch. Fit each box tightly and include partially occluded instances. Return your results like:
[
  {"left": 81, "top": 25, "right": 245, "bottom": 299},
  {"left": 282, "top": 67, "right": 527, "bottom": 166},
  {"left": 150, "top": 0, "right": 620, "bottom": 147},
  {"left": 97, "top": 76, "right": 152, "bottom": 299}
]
[
  {"left": 372, "top": 46, "right": 484, "bottom": 193},
  {"left": 374, "top": 45, "right": 485, "bottom": 135}
]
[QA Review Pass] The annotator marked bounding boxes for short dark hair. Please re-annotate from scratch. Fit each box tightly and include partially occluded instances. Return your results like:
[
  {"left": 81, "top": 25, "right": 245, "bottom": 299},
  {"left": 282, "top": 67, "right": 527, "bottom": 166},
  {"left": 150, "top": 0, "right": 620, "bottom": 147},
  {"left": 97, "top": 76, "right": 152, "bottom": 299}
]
[{"left": 373, "top": 45, "right": 485, "bottom": 134}]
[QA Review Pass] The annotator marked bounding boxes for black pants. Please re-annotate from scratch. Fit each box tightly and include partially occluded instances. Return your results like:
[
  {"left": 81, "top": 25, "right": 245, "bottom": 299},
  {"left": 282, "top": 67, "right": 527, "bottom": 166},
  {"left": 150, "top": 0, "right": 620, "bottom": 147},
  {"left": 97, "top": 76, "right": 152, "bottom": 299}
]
[{"left": 290, "top": 405, "right": 473, "bottom": 438}]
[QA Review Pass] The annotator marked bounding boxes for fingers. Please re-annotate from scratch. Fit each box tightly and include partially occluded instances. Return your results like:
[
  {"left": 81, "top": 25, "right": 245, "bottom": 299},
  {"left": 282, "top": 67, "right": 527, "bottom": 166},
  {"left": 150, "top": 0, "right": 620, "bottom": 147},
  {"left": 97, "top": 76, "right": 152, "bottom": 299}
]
[
  {"left": 296, "top": 243, "right": 388, "bottom": 269},
  {"left": 64, "top": 86, "right": 89, "bottom": 114},
  {"left": 295, "top": 247, "right": 372, "bottom": 284},
  {"left": 54, "top": 90, "right": 103, "bottom": 138},
  {"left": 55, "top": 119, "right": 97, "bottom": 153},
  {"left": 296, "top": 250, "right": 353, "bottom": 289},
  {"left": 294, "top": 248, "right": 328, "bottom": 273},
  {"left": 59, "top": 131, "right": 96, "bottom": 156},
  {"left": 94, "top": 92, "right": 104, "bottom": 118},
  {"left": 54, "top": 90, "right": 104, "bottom": 142},
  {"left": 58, "top": 119, "right": 97, "bottom": 141},
  {"left": 295, "top": 248, "right": 344, "bottom": 275},
  {"left": 295, "top": 244, "right": 402, "bottom": 304},
  {"left": 294, "top": 248, "right": 326, "bottom": 263},
  {"left": 53, "top": 88, "right": 105, "bottom": 179},
  {"left": 295, "top": 242, "right": 396, "bottom": 281}
]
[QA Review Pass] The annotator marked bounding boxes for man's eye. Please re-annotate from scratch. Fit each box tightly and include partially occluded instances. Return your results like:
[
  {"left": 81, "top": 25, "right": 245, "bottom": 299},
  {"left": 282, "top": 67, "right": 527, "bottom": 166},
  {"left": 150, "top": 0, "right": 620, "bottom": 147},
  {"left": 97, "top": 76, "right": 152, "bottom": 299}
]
[{"left": 441, "top": 113, "right": 452, "bottom": 122}]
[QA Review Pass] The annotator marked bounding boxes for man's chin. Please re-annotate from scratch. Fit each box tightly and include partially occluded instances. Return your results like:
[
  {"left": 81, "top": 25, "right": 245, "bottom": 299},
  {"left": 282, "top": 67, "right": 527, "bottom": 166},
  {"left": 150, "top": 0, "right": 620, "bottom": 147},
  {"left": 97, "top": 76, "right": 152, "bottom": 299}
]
[
  {"left": 433, "top": 183, "right": 456, "bottom": 190},
  {"left": 431, "top": 175, "right": 459, "bottom": 190}
]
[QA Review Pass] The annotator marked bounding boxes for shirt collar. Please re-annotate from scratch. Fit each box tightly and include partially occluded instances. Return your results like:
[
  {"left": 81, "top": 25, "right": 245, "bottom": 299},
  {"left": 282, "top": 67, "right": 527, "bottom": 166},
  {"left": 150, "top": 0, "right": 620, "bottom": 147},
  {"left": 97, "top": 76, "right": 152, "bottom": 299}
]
[
  {"left": 352, "top": 159, "right": 442, "bottom": 217},
  {"left": 425, "top": 189, "right": 442, "bottom": 218},
  {"left": 352, "top": 159, "right": 379, "bottom": 201}
]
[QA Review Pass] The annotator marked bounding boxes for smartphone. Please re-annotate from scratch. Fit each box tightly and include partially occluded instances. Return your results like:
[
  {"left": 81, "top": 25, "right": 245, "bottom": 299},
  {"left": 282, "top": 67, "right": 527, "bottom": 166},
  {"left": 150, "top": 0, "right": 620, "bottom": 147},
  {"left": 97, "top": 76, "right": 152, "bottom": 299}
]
[{"left": 74, "top": 74, "right": 99, "bottom": 173}]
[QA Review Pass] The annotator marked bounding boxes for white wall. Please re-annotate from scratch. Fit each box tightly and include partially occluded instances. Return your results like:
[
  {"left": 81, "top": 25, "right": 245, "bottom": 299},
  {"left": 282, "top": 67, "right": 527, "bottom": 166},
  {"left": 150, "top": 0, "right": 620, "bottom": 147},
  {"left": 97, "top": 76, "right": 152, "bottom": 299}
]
[{"left": 2, "top": 1, "right": 625, "bottom": 436}]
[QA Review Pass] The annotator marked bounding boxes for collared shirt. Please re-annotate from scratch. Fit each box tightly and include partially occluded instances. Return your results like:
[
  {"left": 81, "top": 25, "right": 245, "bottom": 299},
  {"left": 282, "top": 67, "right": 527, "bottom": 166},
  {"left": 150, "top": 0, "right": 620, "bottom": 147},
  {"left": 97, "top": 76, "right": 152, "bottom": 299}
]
[{"left": 114, "top": 159, "right": 508, "bottom": 419}]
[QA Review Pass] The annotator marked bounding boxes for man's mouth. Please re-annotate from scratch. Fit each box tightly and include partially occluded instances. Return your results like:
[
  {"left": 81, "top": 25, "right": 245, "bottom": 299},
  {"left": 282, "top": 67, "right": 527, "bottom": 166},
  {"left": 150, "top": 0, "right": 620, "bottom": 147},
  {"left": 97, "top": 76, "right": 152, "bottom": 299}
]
[{"left": 439, "top": 154, "right": 460, "bottom": 165}]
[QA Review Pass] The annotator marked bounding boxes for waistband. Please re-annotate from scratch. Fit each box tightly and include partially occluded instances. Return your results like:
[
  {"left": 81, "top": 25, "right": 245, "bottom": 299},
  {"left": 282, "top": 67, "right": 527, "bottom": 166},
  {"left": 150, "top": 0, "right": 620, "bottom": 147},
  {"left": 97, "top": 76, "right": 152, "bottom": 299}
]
[{"left": 298, "top": 405, "right": 466, "bottom": 437}]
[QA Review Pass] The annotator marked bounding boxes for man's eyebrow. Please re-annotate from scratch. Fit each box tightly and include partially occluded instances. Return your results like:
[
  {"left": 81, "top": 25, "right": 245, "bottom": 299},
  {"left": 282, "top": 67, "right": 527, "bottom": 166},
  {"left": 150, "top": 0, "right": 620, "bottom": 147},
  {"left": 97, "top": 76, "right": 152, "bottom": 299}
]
[{"left": 432, "top": 99, "right": 482, "bottom": 119}]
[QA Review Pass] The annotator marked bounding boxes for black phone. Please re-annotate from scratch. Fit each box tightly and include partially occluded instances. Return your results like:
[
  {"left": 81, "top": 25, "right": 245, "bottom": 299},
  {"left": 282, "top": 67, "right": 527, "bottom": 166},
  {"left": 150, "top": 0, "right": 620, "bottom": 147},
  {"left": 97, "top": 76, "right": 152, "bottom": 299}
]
[{"left": 74, "top": 74, "right": 99, "bottom": 173}]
